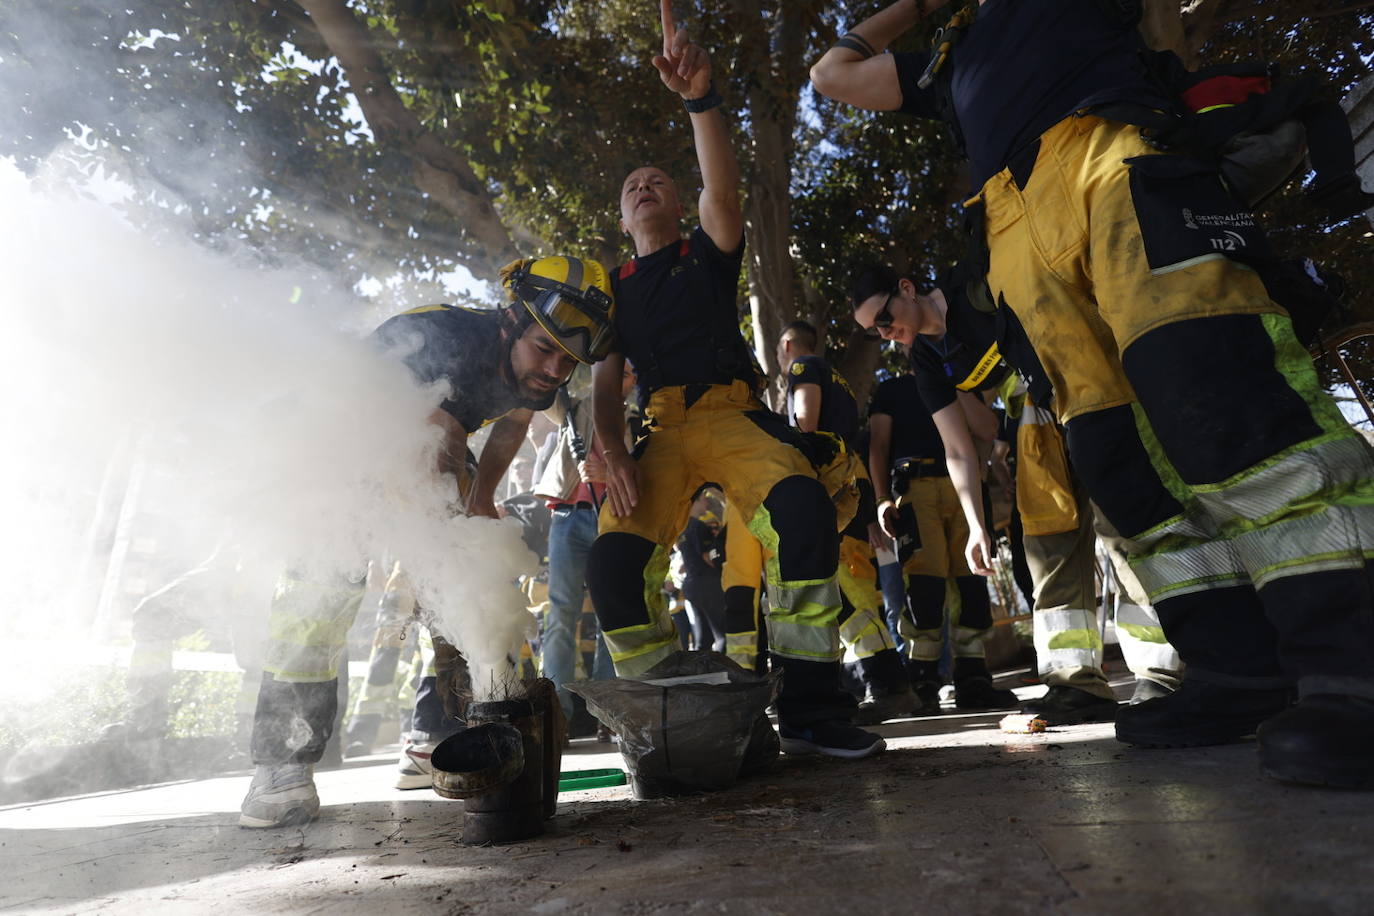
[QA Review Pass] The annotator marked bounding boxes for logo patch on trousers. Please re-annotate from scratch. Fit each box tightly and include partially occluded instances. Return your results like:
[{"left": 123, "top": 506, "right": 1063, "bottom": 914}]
[
  {"left": 1127, "top": 153, "right": 1272, "bottom": 271},
  {"left": 1210, "top": 229, "right": 1249, "bottom": 251}
]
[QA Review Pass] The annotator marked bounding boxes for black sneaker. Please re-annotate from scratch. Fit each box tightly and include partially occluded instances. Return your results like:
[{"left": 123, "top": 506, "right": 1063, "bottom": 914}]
[
  {"left": 1022, "top": 685, "right": 1119, "bottom": 725},
  {"left": 343, "top": 741, "right": 373, "bottom": 759},
  {"left": 855, "top": 686, "right": 920, "bottom": 725},
  {"left": 954, "top": 677, "right": 1019, "bottom": 711},
  {"left": 1258, "top": 695, "right": 1374, "bottom": 789},
  {"left": 1115, "top": 679, "right": 1291, "bottom": 748},
  {"left": 1129, "top": 678, "right": 1174, "bottom": 706},
  {"left": 778, "top": 721, "right": 885, "bottom": 759},
  {"left": 912, "top": 680, "right": 943, "bottom": 715}
]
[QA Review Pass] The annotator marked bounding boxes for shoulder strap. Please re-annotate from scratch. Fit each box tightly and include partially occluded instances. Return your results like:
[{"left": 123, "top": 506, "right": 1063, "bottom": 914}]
[
  {"left": 556, "top": 385, "right": 587, "bottom": 462},
  {"left": 919, "top": 4, "right": 977, "bottom": 156}
]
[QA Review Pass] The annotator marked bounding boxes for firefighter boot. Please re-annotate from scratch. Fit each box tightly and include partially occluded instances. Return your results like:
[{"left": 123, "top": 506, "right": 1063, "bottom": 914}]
[
  {"left": 907, "top": 659, "right": 943, "bottom": 715},
  {"left": 1258, "top": 695, "right": 1374, "bottom": 789},
  {"left": 855, "top": 649, "right": 919, "bottom": 725},
  {"left": 952, "top": 657, "right": 1018, "bottom": 711},
  {"left": 1023, "top": 686, "right": 1120, "bottom": 725},
  {"left": 1116, "top": 677, "right": 1293, "bottom": 748}
]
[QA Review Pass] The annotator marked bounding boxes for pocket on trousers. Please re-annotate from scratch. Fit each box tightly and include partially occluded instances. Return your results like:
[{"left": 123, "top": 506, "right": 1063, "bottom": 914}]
[
  {"left": 1124, "top": 154, "right": 1270, "bottom": 273},
  {"left": 1016, "top": 411, "right": 1080, "bottom": 538}
]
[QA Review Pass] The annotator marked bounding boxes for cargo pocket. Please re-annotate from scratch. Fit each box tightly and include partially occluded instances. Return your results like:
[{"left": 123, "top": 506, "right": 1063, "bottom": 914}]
[
  {"left": 1124, "top": 154, "right": 1270, "bottom": 274},
  {"left": 1016, "top": 407, "right": 1079, "bottom": 538}
]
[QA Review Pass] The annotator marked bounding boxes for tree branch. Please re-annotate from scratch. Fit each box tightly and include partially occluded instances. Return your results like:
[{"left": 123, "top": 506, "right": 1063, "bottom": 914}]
[{"left": 293, "top": 0, "right": 516, "bottom": 280}]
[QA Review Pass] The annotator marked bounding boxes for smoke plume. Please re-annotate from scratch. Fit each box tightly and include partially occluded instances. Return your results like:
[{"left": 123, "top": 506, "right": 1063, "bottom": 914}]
[{"left": 0, "top": 153, "right": 536, "bottom": 701}]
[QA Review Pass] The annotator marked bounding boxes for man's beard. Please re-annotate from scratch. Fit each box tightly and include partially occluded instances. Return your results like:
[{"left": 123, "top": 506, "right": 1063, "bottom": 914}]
[{"left": 517, "top": 372, "right": 563, "bottom": 399}]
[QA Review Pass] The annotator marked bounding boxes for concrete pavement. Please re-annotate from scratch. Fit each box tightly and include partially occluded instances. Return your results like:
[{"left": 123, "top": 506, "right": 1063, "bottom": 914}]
[{"left": 3, "top": 677, "right": 1372, "bottom": 915}]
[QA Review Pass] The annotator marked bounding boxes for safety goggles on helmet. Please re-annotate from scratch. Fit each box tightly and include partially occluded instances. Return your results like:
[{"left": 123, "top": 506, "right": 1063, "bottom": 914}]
[{"left": 509, "top": 258, "right": 616, "bottom": 364}]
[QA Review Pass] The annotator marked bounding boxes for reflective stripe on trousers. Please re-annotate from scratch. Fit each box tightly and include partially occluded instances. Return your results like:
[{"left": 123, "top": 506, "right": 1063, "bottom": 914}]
[
  {"left": 1116, "top": 600, "right": 1182, "bottom": 682},
  {"left": 262, "top": 571, "right": 366, "bottom": 683},
  {"left": 590, "top": 382, "right": 841, "bottom": 672}
]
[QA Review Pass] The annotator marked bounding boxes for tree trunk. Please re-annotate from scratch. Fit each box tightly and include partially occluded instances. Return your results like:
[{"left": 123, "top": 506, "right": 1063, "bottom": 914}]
[
  {"left": 294, "top": 0, "right": 517, "bottom": 280},
  {"left": 835, "top": 328, "right": 883, "bottom": 411},
  {"left": 743, "top": 112, "right": 796, "bottom": 384},
  {"left": 735, "top": 0, "right": 823, "bottom": 385}
]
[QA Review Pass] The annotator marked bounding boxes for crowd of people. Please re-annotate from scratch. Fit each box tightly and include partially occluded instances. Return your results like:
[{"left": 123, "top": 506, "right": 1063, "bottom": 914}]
[{"left": 189, "top": 0, "right": 1374, "bottom": 828}]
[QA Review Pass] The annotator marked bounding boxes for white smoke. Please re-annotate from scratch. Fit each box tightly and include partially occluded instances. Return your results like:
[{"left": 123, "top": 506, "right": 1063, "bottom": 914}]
[{"left": 0, "top": 153, "right": 535, "bottom": 696}]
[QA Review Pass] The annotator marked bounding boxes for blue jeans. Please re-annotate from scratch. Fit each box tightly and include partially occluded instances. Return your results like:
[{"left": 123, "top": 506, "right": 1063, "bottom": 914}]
[
  {"left": 877, "top": 560, "right": 908, "bottom": 656},
  {"left": 543, "top": 504, "right": 614, "bottom": 718}
]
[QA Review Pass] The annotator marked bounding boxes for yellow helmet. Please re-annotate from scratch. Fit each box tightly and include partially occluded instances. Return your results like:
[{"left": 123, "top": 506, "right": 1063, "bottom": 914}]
[{"left": 500, "top": 256, "right": 616, "bottom": 364}]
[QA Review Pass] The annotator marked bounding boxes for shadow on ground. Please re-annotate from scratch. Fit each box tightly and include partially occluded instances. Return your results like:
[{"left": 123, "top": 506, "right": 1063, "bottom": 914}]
[{"left": 4, "top": 711, "right": 1374, "bottom": 914}]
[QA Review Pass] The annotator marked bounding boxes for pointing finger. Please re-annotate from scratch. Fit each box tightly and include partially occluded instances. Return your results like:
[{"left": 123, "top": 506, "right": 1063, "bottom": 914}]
[{"left": 660, "top": 0, "right": 675, "bottom": 54}]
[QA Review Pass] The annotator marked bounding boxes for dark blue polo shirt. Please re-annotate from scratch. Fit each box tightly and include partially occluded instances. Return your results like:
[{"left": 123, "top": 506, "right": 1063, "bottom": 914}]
[
  {"left": 906, "top": 268, "right": 1052, "bottom": 413},
  {"left": 869, "top": 374, "right": 944, "bottom": 464},
  {"left": 894, "top": 0, "right": 1166, "bottom": 188},
  {"left": 372, "top": 305, "right": 555, "bottom": 431},
  {"left": 785, "top": 354, "right": 861, "bottom": 447},
  {"left": 610, "top": 226, "right": 757, "bottom": 395}
]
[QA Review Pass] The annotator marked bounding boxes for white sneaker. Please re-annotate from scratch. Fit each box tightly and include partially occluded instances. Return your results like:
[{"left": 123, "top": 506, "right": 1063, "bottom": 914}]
[
  {"left": 238, "top": 764, "right": 319, "bottom": 828},
  {"left": 395, "top": 739, "right": 437, "bottom": 790}
]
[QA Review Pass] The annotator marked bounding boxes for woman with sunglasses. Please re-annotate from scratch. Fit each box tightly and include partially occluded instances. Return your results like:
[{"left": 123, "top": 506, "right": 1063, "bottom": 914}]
[{"left": 851, "top": 262, "right": 1180, "bottom": 727}]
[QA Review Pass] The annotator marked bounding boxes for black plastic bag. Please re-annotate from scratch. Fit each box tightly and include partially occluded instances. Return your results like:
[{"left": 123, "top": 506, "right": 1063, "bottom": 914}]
[{"left": 567, "top": 652, "right": 780, "bottom": 799}]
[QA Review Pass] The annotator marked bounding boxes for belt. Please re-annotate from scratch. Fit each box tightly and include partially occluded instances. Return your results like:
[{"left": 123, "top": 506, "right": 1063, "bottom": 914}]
[
  {"left": 895, "top": 457, "right": 946, "bottom": 476},
  {"left": 551, "top": 500, "right": 596, "bottom": 511}
]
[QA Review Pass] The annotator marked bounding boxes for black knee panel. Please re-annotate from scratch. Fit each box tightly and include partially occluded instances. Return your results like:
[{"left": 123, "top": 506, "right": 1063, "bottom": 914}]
[
  {"left": 762, "top": 475, "right": 838, "bottom": 581},
  {"left": 955, "top": 576, "right": 992, "bottom": 630},
  {"left": 905, "top": 575, "right": 947, "bottom": 631},
  {"left": 1122, "top": 314, "right": 1322, "bottom": 484},
  {"left": 724, "top": 585, "right": 759, "bottom": 633},
  {"left": 1065, "top": 405, "right": 1183, "bottom": 539},
  {"left": 587, "top": 531, "right": 659, "bottom": 633}
]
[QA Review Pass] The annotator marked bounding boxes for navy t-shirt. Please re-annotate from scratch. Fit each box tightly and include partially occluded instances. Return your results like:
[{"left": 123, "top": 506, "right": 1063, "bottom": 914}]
[
  {"left": 868, "top": 375, "right": 944, "bottom": 464},
  {"left": 610, "top": 226, "right": 756, "bottom": 394},
  {"left": 372, "top": 305, "right": 555, "bottom": 432},
  {"left": 893, "top": 0, "right": 1166, "bottom": 188},
  {"left": 678, "top": 517, "right": 724, "bottom": 585},
  {"left": 908, "top": 268, "right": 1052, "bottom": 413},
  {"left": 785, "top": 354, "right": 860, "bottom": 447}
]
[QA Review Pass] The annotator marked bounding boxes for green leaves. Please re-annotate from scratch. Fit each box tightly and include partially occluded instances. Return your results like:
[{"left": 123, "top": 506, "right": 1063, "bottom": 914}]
[{"left": 1, "top": 0, "right": 1367, "bottom": 396}]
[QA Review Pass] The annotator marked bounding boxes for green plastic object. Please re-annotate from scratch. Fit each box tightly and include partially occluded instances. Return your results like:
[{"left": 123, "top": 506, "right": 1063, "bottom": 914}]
[{"left": 558, "top": 768, "right": 628, "bottom": 791}]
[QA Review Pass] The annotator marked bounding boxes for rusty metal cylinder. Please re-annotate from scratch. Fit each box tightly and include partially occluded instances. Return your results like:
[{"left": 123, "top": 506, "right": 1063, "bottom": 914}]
[
  {"left": 460, "top": 698, "right": 544, "bottom": 845},
  {"left": 526, "top": 678, "right": 565, "bottom": 820}
]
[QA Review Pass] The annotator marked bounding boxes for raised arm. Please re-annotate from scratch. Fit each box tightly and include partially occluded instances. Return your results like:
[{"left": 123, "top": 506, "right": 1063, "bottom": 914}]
[
  {"left": 653, "top": 0, "right": 741, "bottom": 251},
  {"left": 809, "top": 0, "right": 949, "bottom": 111}
]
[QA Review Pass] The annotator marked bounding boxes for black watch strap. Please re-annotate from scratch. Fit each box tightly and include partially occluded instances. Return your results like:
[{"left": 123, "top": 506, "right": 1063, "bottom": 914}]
[{"left": 683, "top": 84, "right": 723, "bottom": 113}]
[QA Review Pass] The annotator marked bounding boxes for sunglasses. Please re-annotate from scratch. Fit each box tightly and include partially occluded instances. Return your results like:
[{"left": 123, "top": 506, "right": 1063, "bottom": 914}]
[{"left": 863, "top": 290, "right": 898, "bottom": 340}]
